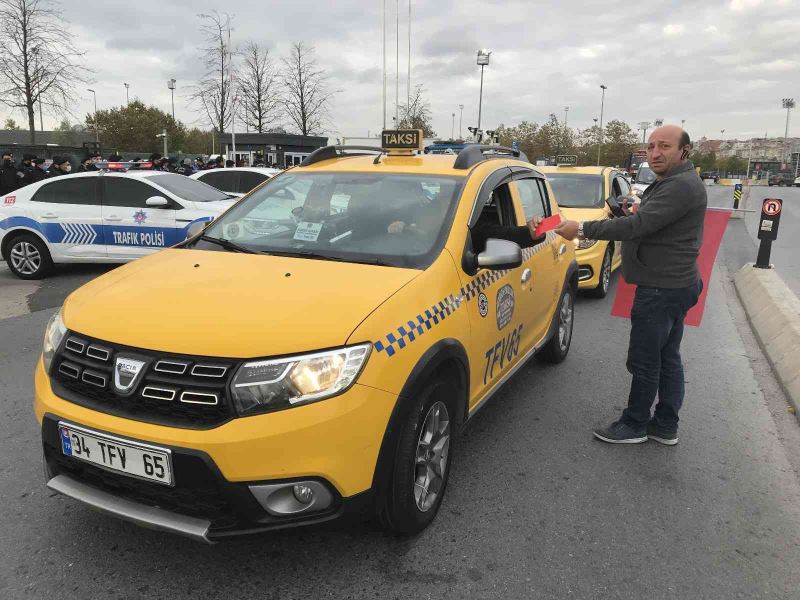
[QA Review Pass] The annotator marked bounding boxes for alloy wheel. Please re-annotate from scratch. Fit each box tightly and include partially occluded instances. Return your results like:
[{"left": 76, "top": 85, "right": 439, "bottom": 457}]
[
  {"left": 558, "top": 291, "right": 574, "bottom": 352},
  {"left": 413, "top": 400, "right": 450, "bottom": 512},
  {"left": 10, "top": 241, "right": 42, "bottom": 276}
]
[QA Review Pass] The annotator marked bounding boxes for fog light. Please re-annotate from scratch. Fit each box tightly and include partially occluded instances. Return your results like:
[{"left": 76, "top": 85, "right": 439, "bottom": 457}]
[{"left": 293, "top": 484, "right": 314, "bottom": 504}]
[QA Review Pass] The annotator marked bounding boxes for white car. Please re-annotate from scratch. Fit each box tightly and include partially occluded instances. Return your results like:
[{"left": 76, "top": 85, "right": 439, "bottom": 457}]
[
  {"left": 0, "top": 170, "right": 237, "bottom": 279},
  {"left": 190, "top": 167, "right": 281, "bottom": 196},
  {"left": 632, "top": 161, "right": 657, "bottom": 195},
  {"left": 795, "top": 176, "right": 800, "bottom": 187}
]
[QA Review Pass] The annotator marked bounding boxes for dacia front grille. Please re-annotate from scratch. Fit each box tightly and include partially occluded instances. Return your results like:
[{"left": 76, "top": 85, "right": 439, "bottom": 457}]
[{"left": 51, "top": 333, "right": 237, "bottom": 428}]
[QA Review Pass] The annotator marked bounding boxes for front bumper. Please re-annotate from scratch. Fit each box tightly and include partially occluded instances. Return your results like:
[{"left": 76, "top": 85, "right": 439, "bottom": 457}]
[
  {"left": 35, "top": 358, "right": 397, "bottom": 539},
  {"left": 574, "top": 242, "right": 609, "bottom": 289}
]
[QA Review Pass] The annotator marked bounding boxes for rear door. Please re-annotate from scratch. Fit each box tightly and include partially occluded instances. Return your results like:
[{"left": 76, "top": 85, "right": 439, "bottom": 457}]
[
  {"left": 101, "top": 176, "right": 178, "bottom": 259},
  {"left": 29, "top": 176, "right": 105, "bottom": 259}
]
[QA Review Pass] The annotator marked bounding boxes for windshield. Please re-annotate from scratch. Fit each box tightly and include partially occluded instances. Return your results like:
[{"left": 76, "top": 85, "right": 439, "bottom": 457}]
[
  {"left": 546, "top": 174, "right": 604, "bottom": 208},
  {"left": 198, "top": 172, "right": 464, "bottom": 269},
  {"left": 636, "top": 166, "right": 657, "bottom": 185},
  {"left": 148, "top": 173, "right": 230, "bottom": 202}
]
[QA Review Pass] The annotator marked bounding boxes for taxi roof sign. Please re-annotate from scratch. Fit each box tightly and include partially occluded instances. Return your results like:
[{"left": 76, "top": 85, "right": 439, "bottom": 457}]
[
  {"left": 556, "top": 155, "right": 578, "bottom": 166},
  {"left": 381, "top": 129, "right": 423, "bottom": 153}
]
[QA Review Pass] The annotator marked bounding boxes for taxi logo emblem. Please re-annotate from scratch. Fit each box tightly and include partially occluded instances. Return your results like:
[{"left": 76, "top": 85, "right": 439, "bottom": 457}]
[
  {"left": 114, "top": 357, "right": 146, "bottom": 392},
  {"left": 133, "top": 210, "right": 147, "bottom": 224}
]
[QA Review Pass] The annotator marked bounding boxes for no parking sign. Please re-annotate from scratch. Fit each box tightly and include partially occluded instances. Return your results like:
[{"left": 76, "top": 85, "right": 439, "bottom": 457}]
[{"left": 755, "top": 198, "right": 782, "bottom": 268}]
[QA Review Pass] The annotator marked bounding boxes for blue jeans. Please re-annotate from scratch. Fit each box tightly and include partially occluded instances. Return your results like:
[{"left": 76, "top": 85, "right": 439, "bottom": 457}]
[{"left": 621, "top": 279, "right": 703, "bottom": 433}]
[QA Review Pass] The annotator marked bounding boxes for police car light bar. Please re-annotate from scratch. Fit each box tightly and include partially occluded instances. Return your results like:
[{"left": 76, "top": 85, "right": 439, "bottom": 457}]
[{"left": 96, "top": 161, "right": 153, "bottom": 172}]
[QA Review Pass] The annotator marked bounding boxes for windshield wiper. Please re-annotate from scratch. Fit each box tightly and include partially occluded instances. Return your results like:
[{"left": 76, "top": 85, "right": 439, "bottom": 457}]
[
  {"left": 264, "top": 249, "right": 394, "bottom": 266},
  {"left": 198, "top": 234, "right": 256, "bottom": 254}
]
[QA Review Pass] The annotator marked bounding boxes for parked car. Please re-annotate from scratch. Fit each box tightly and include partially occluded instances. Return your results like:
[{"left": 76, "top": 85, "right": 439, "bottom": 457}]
[
  {"left": 768, "top": 173, "right": 794, "bottom": 186},
  {"left": 190, "top": 167, "right": 281, "bottom": 196}
]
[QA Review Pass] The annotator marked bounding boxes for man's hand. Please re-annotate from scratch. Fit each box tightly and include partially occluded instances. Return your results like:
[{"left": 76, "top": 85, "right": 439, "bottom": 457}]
[
  {"left": 555, "top": 219, "right": 579, "bottom": 240},
  {"left": 527, "top": 217, "right": 546, "bottom": 241},
  {"left": 619, "top": 194, "right": 640, "bottom": 215}
]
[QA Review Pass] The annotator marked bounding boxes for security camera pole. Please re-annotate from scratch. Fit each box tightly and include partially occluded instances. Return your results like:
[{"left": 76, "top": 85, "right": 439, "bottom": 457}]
[
  {"left": 156, "top": 129, "right": 168, "bottom": 157},
  {"left": 476, "top": 49, "right": 491, "bottom": 133}
]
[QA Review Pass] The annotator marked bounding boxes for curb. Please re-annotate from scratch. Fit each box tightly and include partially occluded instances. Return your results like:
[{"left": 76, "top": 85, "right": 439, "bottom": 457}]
[{"left": 734, "top": 264, "right": 800, "bottom": 414}]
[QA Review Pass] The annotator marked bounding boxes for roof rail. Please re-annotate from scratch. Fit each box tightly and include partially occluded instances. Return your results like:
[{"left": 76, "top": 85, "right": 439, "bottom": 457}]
[
  {"left": 300, "top": 145, "right": 384, "bottom": 167},
  {"left": 452, "top": 145, "right": 529, "bottom": 170}
]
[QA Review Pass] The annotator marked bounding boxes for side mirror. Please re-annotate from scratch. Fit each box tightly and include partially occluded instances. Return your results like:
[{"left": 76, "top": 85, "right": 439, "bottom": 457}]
[
  {"left": 477, "top": 239, "right": 523, "bottom": 270},
  {"left": 186, "top": 220, "right": 210, "bottom": 240},
  {"left": 606, "top": 195, "right": 625, "bottom": 218},
  {"left": 146, "top": 196, "right": 169, "bottom": 208}
]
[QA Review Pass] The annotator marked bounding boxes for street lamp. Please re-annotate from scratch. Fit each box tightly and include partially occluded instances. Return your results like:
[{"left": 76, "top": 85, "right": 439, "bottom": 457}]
[
  {"left": 167, "top": 79, "right": 176, "bottom": 121},
  {"left": 458, "top": 104, "right": 464, "bottom": 139},
  {"left": 87, "top": 88, "right": 99, "bottom": 144},
  {"left": 638, "top": 121, "right": 650, "bottom": 144},
  {"left": 782, "top": 98, "right": 795, "bottom": 164},
  {"left": 476, "top": 49, "right": 491, "bottom": 133},
  {"left": 563, "top": 106, "right": 569, "bottom": 153},
  {"left": 654, "top": 118, "right": 664, "bottom": 127},
  {"left": 597, "top": 84, "right": 607, "bottom": 166},
  {"left": 720, "top": 129, "right": 725, "bottom": 142},
  {"left": 124, "top": 82, "right": 129, "bottom": 105},
  {"left": 451, "top": 112, "right": 455, "bottom": 140}
]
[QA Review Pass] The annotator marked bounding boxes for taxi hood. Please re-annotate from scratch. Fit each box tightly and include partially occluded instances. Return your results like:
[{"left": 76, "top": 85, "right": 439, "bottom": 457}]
[{"left": 63, "top": 249, "right": 419, "bottom": 358}]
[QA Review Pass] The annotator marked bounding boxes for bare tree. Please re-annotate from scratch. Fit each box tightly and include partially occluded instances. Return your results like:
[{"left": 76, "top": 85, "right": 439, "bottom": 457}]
[
  {"left": 237, "top": 42, "right": 280, "bottom": 133},
  {"left": 188, "top": 11, "right": 234, "bottom": 136},
  {"left": 0, "top": 0, "right": 89, "bottom": 144},
  {"left": 280, "top": 42, "right": 335, "bottom": 136},
  {"left": 398, "top": 85, "right": 436, "bottom": 137}
]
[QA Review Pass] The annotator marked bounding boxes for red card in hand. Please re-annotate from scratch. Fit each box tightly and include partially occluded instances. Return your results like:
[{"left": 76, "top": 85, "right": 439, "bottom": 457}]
[{"left": 533, "top": 214, "right": 562, "bottom": 238}]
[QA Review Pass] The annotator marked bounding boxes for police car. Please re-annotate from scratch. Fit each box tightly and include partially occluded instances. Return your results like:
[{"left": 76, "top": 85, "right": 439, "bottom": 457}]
[
  {"left": 0, "top": 165, "right": 237, "bottom": 279},
  {"left": 35, "top": 130, "right": 578, "bottom": 541},
  {"left": 190, "top": 166, "right": 281, "bottom": 196}
]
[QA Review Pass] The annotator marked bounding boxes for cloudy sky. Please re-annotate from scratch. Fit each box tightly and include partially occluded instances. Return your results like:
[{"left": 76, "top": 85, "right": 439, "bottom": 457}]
[{"left": 7, "top": 0, "right": 800, "bottom": 143}]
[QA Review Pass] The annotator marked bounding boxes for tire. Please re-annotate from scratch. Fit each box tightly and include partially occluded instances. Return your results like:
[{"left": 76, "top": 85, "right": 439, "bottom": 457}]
[
  {"left": 5, "top": 233, "right": 53, "bottom": 279},
  {"left": 379, "top": 377, "right": 455, "bottom": 535},
  {"left": 537, "top": 284, "right": 575, "bottom": 364},
  {"left": 586, "top": 247, "right": 612, "bottom": 299}
]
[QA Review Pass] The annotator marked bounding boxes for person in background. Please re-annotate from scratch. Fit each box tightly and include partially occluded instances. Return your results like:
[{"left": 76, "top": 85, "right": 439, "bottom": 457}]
[
  {"left": 176, "top": 158, "right": 194, "bottom": 176},
  {"left": 225, "top": 159, "right": 235, "bottom": 168},
  {"left": 31, "top": 158, "right": 49, "bottom": 183},
  {"left": 47, "top": 156, "right": 72, "bottom": 178},
  {"left": 90, "top": 153, "right": 102, "bottom": 169},
  {"left": 1, "top": 151, "right": 23, "bottom": 194},
  {"left": 148, "top": 153, "right": 163, "bottom": 170},
  {"left": 194, "top": 157, "right": 205, "bottom": 171},
  {"left": 77, "top": 156, "right": 95, "bottom": 173},
  {"left": 19, "top": 154, "right": 38, "bottom": 187}
]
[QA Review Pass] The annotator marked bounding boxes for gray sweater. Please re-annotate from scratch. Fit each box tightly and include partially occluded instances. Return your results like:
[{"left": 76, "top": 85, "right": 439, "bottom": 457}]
[{"left": 583, "top": 161, "right": 707, "bottom": 289}]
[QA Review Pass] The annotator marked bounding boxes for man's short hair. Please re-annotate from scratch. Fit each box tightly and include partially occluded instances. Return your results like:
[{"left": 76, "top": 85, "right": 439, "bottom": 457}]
[{"left": 680, "top": 131, "right": 691, "bottom": 148}]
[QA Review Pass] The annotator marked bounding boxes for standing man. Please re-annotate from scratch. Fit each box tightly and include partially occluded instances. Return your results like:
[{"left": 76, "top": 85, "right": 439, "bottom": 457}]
[
  {"left": 47, "top": 156, "right": 72, "bottom": 177},
  {"left": 19, "top": 153, "right": 38, "bottom": 187},
  {"left": 554, "top": 125, "right": 706, "bottom": 445}
]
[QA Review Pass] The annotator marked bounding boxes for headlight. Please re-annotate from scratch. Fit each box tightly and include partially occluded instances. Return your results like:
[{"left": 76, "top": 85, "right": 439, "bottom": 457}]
[
  {"left": 43, "top": 309, "right": 66, "bottom": 372},
  {"left": 231, "top": 343, "right": 371, "bottom": 415},
  {"left": 577, "top": 238, "right": 598, "bottom": 250}
]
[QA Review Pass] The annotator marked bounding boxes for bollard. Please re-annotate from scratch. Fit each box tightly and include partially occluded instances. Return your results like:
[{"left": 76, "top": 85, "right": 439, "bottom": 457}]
[
  {"left": 754, "top": 198, "right": 782, "bottom": 269},
  {"left": 731, "top": 183, "right": 745, "bottom": 220}
]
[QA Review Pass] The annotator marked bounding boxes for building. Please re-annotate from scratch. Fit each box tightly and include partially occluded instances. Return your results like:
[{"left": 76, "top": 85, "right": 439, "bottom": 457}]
[{"left": 218, "top": 132, "right": 328, "bottom": 167}]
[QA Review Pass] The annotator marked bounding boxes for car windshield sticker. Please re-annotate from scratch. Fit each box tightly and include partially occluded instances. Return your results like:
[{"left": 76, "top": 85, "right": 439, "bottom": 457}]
[
  {"left": 293, "top": 221, "right": 323, "bottom": 242},
  {"left": 133, "top": 210, "right": 147, "bottom": 224},
  {"left": 478, "top": 292, "right": 489, "bottom": 317},
  {"left": 496, "top": 284, "right": 515, "bottom": 330}
]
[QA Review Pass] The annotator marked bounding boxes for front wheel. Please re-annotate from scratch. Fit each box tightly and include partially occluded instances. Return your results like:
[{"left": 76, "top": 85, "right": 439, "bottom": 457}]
[
  {"left": 537, "top": 285, "right": 575, "bottom": 364},
  {"left": 5, "top": 233, "right": 53, "bottom": 279},
  {"left": 586, "top": 247, "right": 612, "bottom": 298},
  {"left": 379, "top": 378, "right": 455, "bottom": 535}
]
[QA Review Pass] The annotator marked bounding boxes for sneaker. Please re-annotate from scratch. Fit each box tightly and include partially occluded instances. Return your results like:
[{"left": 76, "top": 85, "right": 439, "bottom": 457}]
[
  {"left": 647, "top": 423, "right": 678, "bottom": 446},
  {"left": 593, "top": 420, "right": 648, "bottom": 444}
]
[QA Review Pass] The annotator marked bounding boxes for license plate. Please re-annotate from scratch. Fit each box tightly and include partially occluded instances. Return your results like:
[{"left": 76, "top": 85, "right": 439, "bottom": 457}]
[{"left": 58, "top": 422, "right": 173, "bottom": 486}]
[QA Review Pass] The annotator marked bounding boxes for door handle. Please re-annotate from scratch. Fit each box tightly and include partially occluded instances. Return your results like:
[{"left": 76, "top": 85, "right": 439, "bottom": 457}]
[
  {"left": 40, "top": 213, "right": 58, "bottom": 219},
  {"left": 521, "top": 268, "right": 532, "bottom": 284},
  {"left": 105, "top": 216, "right": 122, "bottom": 222},
  {"left": 558, "top": 243, "right": 567, "bottom": 256}
]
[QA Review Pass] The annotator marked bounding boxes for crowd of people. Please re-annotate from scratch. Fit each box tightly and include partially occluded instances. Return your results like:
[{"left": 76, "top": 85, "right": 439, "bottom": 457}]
[{"left": 0, "top": 150, "right": 261, "bottom": 196}]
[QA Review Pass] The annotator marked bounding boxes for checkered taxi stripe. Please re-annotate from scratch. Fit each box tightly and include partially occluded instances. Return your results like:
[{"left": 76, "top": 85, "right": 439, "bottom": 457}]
[{"left": 373, "top": 232, "right": 557, "bottom": 357}]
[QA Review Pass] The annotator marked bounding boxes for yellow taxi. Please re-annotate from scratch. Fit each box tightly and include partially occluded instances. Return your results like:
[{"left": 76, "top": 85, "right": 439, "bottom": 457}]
[
  {"left": 540, "top": 161, "right": 629, "bottom": 298},
  {"left": 35, "top": 131, "right": 578, "bottom": 541}
]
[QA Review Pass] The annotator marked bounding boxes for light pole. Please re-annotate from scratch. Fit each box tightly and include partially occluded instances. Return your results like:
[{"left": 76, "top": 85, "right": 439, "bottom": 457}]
[
  {"left": 681, "top": 119, "right": 685, "bottom": 128},
  {"left": 782, "top": 98, "right": 794, "bottom": 164},
  {"left": 167, "top": 79, "right": 176, "bottom": 121},
  {"left": 87, "top": 88, "right": 99, "bottom": 144},
  {"left": 563, "top": 106, "right": 569, "bottom": 153},
  {"left": 124, "top": 83, "right": 129, "bottom": 105},
  {"left": 638, "top": 121, "right": 650, "bottom": 144},
  {"left": 451, "top": 112, "right": 455, "bottom": 139},
  {"left": 458, "top": 104, "right": 464, "bottom": 139},
  {"left": 597, "top": 84, "right": 606, "bottom": 166},
  {"left": 156, "top": 129, "right": 168, "bottom": 157},
  {"left": 654, "top": 118, "right": 663, "bottom": 127},
  {"left": 720, "top": 129, "right": 725, "bottom": 142},
  {"left": 476, "top": 49, "right": 491, "bottom": 134}
]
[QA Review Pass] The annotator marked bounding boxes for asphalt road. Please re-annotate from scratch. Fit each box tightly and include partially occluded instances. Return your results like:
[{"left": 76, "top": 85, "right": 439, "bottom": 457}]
[{"left": 1, "top": 223, "right": 799, "bottom": 599}]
